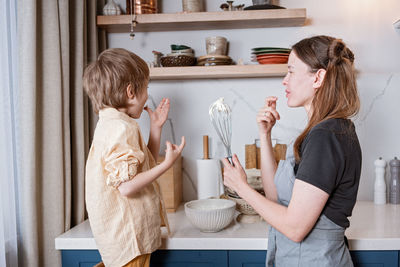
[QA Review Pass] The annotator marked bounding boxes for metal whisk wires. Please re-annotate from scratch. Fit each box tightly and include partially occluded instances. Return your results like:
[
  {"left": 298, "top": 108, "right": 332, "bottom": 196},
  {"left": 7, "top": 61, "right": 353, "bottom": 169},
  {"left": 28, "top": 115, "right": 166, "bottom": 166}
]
[{"left": 209, "top": 97, "right": 232, "bottom": 162}]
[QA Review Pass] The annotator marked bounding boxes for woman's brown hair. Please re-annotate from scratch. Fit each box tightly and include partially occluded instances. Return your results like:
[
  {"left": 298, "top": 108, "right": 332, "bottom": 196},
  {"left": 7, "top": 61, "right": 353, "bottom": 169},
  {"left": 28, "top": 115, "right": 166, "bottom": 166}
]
[
  {"left": 83, "top": 48, "right": 149, "bottom": 114},
  {"left": 292, "top": 35, "right": 360, "bottom": 162}
]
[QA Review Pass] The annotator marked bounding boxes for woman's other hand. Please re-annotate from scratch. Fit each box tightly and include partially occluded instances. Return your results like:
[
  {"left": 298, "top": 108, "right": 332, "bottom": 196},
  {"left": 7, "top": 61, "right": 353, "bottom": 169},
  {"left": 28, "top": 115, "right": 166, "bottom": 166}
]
[
  {"left": 257, "top": 96, "right": 280, "bottom": 135},
  {"left": 222, "top": 154, "right": 249, "bottom": 196},
  {"left": 145, "top": 98, "right": 170, "bottom": 129}
]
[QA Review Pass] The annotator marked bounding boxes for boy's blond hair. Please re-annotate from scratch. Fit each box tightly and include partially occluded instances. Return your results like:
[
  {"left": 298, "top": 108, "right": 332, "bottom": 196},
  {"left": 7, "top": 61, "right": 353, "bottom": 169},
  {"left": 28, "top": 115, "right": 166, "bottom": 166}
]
[{"left": 83, "top": 48, "right": 149, "bottom": 114}]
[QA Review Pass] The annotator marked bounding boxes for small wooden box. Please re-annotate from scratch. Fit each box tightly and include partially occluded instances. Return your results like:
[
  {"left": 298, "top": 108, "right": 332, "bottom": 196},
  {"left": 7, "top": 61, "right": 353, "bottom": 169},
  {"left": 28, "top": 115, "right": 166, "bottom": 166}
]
[{"left": 157, "top": 156, "right": 183, "bottom": 213}]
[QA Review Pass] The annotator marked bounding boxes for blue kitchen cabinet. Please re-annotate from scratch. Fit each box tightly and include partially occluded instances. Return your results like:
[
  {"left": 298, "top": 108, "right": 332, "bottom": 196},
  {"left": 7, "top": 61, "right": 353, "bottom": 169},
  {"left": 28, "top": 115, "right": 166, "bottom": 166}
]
[
  {"left": 229, "top": 250, "right": 266, "bottom": 267},
  {"left": 61, "top": 250, "right": 228, "bottom": 267},
  {"left": 60, "top": 250, "right": 400, "bottom": 267},
  {"left": 150, "top": 250, "right": 228, "bottom": 267},
  {"left": 61, "top": 250, "right": 101, "bottom": 267},
  {"left": 228, "top": 250, "right": 400, "bottom": 267},
  {"left": 351, "top": 251, "right": 399, "bottom": 267}
]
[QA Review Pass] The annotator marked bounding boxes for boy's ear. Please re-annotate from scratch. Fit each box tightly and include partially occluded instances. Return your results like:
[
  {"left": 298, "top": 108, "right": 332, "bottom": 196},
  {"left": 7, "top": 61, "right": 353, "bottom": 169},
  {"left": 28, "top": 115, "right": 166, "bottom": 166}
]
[{"left": 126, "top": 84, "right": 135, "bottom": 99}]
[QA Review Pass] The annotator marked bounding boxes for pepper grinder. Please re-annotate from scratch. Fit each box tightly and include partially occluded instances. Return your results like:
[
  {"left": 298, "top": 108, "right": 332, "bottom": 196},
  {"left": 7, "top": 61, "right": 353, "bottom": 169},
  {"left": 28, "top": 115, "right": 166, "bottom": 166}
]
[
  {"left": 374, "top": 157, "right": 387, "bottom": 205},
  {"left": 389, "top": 157, "right": 400, "bottom": 204}
]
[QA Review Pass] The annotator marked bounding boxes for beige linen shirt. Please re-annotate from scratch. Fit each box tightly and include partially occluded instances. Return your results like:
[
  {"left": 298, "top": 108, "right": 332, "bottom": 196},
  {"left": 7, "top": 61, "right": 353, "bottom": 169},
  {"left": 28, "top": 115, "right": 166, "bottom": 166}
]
[{"left": 85, "top": 108, "right": 169, "bottom": 267}]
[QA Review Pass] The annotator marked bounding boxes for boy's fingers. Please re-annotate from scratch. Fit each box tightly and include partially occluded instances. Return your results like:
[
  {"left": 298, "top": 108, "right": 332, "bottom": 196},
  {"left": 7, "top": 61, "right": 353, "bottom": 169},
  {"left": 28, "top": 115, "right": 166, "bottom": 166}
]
[
  {"left": 163, "top": 98, "right": 170, "bottom": 106},
  {"left": 165, "top": 141, "right": 172, "bottom": 150},
  {"left": 179, "top": 136, "right": 186, "bottom": 150},
  {"left": 144, "top": 106, "right": 153, "bottom": 114},
  {"left": 159, "top": 98, "right": 170, "bottom": 109}
]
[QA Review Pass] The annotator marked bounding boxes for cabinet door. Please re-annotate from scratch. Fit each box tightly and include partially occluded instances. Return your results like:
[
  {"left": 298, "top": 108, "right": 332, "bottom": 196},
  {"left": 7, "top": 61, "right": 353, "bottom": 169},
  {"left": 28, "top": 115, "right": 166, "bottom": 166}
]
[
  {"left": 351, "top": 251, "right": 399, "bottom": 267},
  {"left": 150, "top": 250, "right": 228, "bottom": 267},
  {"left": 61, "top": 250, "right": 101, "bottom": 267},
  {"left": 228, "top": 250, "right": 267, "bottom": 267}
]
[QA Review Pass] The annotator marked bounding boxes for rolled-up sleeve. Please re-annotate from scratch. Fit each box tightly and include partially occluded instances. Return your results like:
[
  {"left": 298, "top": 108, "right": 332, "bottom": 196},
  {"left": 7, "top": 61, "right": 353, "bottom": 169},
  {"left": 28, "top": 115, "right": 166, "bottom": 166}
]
[{"left": 103, "top": 125, "right": 145, "bottom": 188}]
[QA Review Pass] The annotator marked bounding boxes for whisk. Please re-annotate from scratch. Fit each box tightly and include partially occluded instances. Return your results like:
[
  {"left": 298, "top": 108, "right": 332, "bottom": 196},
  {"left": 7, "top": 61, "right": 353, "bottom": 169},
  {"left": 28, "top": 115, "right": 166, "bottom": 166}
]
[{"left": 209, "top": 97, "right": 233, "bottom": 163}]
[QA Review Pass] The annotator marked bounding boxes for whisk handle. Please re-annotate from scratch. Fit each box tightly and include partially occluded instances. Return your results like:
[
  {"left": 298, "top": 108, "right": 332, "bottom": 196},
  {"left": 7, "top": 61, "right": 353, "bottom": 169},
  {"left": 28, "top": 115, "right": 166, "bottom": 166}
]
[{"left": 226, "top": 156, "right": 234, "bottom": 166}]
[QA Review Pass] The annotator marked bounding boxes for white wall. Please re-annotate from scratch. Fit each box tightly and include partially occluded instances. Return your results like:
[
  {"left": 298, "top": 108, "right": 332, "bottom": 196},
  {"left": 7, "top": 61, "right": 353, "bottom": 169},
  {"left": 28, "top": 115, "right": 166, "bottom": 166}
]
[{"left": 107, "top": 0, "right": 400, "bottom": 201}]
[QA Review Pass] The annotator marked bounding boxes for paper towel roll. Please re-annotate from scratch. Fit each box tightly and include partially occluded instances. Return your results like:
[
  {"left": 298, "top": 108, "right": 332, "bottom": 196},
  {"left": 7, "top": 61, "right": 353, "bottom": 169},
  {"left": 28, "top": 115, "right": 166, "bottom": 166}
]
[{"left": 196, "top": 159, "right": 224, "bottom": 199}]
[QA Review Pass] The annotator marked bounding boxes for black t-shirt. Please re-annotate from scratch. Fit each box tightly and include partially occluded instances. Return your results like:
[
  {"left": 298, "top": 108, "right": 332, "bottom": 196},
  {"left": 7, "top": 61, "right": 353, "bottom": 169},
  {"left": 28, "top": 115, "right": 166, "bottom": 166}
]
[{"left": 294, "top": 118, "right": 362, "bottom": 228}]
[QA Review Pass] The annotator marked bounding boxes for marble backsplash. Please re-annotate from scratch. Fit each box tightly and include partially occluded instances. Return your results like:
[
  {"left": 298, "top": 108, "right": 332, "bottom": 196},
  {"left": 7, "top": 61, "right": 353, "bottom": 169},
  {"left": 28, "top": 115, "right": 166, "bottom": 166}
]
[{"left": 107, "top": 0, "right": 400, "bottom": 201}]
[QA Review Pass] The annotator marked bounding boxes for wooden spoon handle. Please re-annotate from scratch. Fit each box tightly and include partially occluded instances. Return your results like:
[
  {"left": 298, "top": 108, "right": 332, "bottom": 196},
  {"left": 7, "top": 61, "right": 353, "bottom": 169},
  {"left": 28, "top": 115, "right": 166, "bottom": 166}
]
[{"left": 203, "top": 135, "right": 209, "bottom": 159}]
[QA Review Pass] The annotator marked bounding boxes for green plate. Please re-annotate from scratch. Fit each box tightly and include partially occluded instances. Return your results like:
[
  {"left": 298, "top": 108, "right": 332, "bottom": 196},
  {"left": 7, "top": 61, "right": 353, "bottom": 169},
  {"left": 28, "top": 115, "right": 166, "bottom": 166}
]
[
  {"left": 171, "top": 44, "right": 191, "bottom": 50},
  {"left": 252, "top": 47, "right": 291, "bottom": 52}
]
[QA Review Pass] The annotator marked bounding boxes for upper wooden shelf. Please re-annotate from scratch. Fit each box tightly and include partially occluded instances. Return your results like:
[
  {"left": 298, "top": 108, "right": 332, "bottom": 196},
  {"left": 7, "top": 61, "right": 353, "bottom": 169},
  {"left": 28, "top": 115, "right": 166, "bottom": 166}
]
[
  {"left": 97, "top": 9, "right": 306, "bottom": 32},
  {"left": 149, "top": 64, "right": 287, "bottom": 80}
]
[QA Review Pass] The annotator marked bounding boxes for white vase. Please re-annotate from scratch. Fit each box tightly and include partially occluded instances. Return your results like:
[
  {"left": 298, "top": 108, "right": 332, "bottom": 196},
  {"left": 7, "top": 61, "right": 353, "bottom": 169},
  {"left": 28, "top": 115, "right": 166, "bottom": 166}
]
[{"left": 103, "top": 0, "right": 121, "bottom": 16}]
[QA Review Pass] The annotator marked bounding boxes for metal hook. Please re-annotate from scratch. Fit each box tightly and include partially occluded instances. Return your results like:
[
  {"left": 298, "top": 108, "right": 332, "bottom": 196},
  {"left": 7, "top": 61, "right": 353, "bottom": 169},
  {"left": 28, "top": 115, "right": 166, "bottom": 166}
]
[{"left": 130, "top": 0, "right": 138, "bottom": 39}]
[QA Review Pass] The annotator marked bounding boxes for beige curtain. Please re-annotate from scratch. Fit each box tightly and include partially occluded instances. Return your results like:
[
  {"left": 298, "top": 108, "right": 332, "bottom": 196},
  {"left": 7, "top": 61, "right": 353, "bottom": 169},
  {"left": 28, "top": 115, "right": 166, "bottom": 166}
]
[{"left": 17, "top": 0, "right": 105, "bottom": 266}]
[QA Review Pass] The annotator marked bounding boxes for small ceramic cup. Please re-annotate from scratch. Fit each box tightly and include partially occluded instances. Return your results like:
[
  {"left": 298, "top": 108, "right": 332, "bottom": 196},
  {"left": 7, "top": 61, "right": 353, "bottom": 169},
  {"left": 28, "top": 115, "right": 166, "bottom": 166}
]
[{"left": 206, "top": 36, "right": 228, "bottom": 55}]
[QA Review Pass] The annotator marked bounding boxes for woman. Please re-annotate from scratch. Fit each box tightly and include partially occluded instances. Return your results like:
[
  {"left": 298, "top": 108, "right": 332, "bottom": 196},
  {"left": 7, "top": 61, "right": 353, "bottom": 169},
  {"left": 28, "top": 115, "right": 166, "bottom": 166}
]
[{"left": 223, "top": 35, "right": 361, "bottom": 266}]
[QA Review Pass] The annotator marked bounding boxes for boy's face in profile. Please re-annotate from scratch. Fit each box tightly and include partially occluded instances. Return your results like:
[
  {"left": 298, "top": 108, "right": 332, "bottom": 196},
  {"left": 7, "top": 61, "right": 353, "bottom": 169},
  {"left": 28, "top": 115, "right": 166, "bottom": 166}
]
[{"left": 125, "top": 82, "right": 149, "bottom": 119}]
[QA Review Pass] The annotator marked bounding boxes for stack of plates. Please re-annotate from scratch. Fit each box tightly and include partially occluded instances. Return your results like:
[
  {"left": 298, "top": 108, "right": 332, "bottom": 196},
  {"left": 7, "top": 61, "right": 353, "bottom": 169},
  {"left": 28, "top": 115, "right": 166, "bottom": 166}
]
[
  {"left": 251, "top": 47, "right": 290, "bottom": 64},
  {"left": 197, "top": 55, "right": 232, "bottom": 66}
]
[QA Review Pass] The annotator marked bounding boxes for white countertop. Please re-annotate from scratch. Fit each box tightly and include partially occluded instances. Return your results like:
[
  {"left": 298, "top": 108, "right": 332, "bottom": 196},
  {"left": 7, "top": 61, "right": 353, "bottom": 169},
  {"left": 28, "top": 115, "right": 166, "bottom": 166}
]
[{"left": 55, "top": 201, "right": 400, "bottom": 251}]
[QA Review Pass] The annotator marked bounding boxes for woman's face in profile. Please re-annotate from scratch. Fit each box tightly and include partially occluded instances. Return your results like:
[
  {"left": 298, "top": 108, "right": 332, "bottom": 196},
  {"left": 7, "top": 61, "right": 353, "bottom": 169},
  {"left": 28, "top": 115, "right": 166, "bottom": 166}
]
[{"left": 282, "top": 51, "right": 317, "bottom": 112}]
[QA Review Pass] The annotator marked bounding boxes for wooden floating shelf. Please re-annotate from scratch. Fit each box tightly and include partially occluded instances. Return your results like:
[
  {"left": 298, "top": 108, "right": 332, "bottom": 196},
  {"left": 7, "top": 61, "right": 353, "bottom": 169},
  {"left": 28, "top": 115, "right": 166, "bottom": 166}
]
[
  {"left": 149, "top": 64, "right": 287, "bottom": 80},
  {"left": 97, "top": 9, "right": 306, "bottom": 32}
]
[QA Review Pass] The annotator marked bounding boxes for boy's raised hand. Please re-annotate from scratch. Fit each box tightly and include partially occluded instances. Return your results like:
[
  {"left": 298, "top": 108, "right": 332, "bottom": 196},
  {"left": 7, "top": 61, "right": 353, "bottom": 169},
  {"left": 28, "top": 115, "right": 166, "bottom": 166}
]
[
  {"left": 144, "top": 98, "right": 170, "bottom": 129},
  {"left": 164, "top": 136, "right": 185, "bottom": 166}
]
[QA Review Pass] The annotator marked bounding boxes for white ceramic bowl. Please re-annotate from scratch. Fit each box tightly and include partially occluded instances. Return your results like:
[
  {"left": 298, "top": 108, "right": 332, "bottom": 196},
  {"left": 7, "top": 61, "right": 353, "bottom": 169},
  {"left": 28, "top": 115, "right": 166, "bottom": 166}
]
[{"left": 184, "top": 199, "right": 236, "bottom": 232}]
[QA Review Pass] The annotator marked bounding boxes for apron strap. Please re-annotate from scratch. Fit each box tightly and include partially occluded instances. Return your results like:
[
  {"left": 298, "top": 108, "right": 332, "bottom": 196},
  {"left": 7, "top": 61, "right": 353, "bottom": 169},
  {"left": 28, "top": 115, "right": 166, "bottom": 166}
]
[
  {"left": 344, "top": 235, "right": 349, "bottom": 248},
  {"left": 306, "top": 228, "right": 345, "bottom": 241}
]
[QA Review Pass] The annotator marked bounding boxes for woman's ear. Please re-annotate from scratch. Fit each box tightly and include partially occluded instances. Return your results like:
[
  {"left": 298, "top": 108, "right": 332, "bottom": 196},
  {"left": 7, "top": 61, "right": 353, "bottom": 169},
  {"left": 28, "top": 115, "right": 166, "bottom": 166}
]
[
  {"left": 313, "top": 69, "right": 326, "bottom": 89},
  {"left": 126, "top": 84, "right": 135, "bottom": 99}
]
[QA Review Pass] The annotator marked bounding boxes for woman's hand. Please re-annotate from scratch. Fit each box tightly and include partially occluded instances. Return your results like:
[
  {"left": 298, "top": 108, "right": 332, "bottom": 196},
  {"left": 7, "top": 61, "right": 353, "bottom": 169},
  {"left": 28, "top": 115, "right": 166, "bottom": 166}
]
[
  {"left": 145, "top": 98, "right": 170, "bottom": 129},
  {"left": 164, "top": 136, "right": 186, "bottom": 166},
  {"left": 222, "top": 154, "right": 250, "bottom": 197},
  {"left": 257, "top": 96, "right": 280, "bottom": 135}
]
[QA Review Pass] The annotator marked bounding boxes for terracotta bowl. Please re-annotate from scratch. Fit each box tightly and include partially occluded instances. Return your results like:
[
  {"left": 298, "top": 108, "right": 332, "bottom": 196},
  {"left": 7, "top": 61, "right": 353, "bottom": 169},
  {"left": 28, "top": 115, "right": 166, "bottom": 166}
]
[{"left": 161, "top": 55, "right": 196, "bottom": 67}]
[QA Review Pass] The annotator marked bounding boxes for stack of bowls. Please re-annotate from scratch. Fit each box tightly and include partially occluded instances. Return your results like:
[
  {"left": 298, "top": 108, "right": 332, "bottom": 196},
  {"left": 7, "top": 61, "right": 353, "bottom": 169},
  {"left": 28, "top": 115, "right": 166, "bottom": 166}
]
[
  {"left": 251, "top": 47, "right": 290, "bottom": 64},
  {"left": 160, "top": 45, "right": 196, "bottom": 67}
]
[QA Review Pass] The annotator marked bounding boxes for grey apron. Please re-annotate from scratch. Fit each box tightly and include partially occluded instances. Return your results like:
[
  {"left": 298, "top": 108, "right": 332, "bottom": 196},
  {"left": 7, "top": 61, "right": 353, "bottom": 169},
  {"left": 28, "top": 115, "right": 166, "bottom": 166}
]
[{"left": 266, "top": 144, "right": 353, "bottom": 267}]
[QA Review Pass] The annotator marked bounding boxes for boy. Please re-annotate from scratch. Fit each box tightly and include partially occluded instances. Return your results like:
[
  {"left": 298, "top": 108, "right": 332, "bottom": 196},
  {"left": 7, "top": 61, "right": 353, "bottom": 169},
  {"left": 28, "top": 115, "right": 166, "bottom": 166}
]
[{"left": 83, "top": 48, "right": 185, "bottom": 267}]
